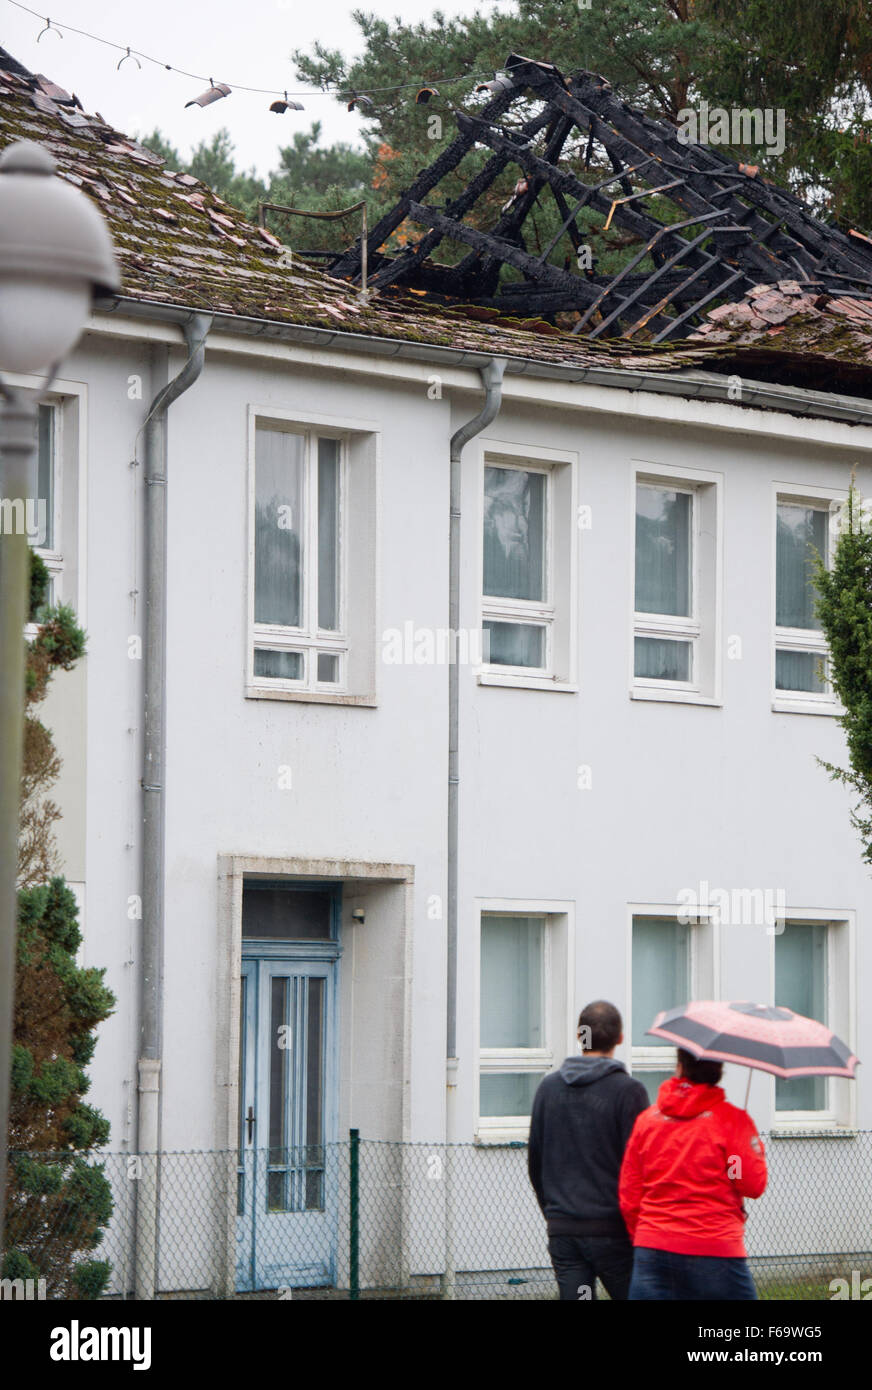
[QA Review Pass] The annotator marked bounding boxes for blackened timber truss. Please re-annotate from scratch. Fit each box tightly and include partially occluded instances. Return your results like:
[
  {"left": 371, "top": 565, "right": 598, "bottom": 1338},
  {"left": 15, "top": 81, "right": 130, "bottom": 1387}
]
[{"left": 329, "top": 54, "right": 872, "bottom": 342}]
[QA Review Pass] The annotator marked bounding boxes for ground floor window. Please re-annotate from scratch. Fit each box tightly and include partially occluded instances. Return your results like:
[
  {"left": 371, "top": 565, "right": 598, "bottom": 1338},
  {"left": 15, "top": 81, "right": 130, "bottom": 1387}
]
[
  {"left": 476, "top": 901, "right": 574, "bottom": 1139},
  {"left": 630, "top": 909, "right": 716, "bottom": 1103}
]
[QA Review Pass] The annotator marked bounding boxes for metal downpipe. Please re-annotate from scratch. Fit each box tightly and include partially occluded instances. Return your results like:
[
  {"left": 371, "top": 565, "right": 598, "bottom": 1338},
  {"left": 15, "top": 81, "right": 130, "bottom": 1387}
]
[
  {"left": 442, "top": 356, "right": 506, "bottom": 1298},
  {"left": 135, "top": 313, "right": 211, "bottom": 1299}
]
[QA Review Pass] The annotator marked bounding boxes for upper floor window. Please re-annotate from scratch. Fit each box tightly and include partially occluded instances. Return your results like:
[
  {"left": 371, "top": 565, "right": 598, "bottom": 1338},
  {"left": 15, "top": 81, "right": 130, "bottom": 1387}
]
[
  {"left": 632, "top": 466, "right": 721, "bottom": 705},
  {"left": 634, "top": 482, "right": 695, "bottom": 683},
  {"left": 251, "top": 426, "right": 346, "bottom": 692},
  {"left": 479, "top": 445, "right": 577, "bottom": 691},
  {"left": 774, "top": 499, "right": 832, "bottom": 705},
  {"left": 482, "top": 463, "right": 552, "bottom": 673}
]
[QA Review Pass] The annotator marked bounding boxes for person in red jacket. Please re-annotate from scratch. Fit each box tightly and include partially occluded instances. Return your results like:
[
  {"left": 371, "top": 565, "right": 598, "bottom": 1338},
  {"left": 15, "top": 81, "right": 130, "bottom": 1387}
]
[{"left": 619, "top": 1049, "right": 767, "bottom": 1300}]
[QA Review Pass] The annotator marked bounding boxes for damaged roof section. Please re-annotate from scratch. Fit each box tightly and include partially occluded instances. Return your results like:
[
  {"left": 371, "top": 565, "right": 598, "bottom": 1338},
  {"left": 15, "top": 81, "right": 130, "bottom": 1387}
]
[
  {"left": 689, "top": 281, "right": 872, "bottom": 395},
  {"left": 4, "top": 46, "right": 872, "bottom": 403},
  {"left": 330, "top": 53, "right": 872, "bottom": 345},
  {"left": 0, "top": 45, "right": 723, "bottom": 375}
]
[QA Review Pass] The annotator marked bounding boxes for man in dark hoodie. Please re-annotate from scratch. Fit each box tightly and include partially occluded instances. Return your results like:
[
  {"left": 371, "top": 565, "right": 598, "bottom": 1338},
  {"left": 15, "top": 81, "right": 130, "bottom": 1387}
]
[{"left": 528, "top": 999, "right": 648, "bottom": 1300}]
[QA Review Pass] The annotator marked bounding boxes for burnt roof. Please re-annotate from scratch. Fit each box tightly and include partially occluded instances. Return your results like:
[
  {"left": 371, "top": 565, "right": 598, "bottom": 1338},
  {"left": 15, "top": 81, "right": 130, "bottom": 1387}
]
[
  {"left": 2, "top": 47, "right": 872, "bottom": 403},
  {"left": 0, "top": 46, "right": 716, "bottom": 375},
  {"left": 330, "top": 54, "right": 872, "bottom": 346}
]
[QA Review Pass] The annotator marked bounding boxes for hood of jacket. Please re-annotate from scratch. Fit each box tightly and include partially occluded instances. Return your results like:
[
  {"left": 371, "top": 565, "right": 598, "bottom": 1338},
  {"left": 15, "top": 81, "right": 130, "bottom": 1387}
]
[
  {"left": 656, "top": 1076, "right": 725, "bottom": 1118},
  {"left": 558, "top": 1055, "right": 627, "bottom": 1087}
]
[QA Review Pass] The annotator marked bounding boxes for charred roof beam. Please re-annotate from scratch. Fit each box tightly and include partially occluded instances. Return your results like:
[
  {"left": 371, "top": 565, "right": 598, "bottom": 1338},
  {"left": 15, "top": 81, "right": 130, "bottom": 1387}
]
[
  {"left": 406, "top": 200, "right": 602, "bottom": 306},
  {"left": 330, "top": 79, "right": 522, "bottom": 281},
  {"left": 366, "top": 105, "right": 557, "bottom": 293}
]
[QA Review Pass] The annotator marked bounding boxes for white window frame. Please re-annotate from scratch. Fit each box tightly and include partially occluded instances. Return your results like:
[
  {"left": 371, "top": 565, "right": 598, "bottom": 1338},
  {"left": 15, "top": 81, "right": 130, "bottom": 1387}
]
[
  {"left": 772, "top": 484, "right": 843, "bottom": 716},
  {"left": 769, "top": 911, "right": 856, "bottom": 1134},
  {"left": 477, "top": 439, "right": 578, "bottom": 692},
  {"left": 248, "top": 403, "right": 386, "bottom": 706},
  {"left": 630, "top": 462, "right": 722, "bottom": 707},
  {"left": 4, "top": 376, "right": 88, "bottom": 636},
  {"left": 474, "top": 899, "right": 575, "bottom": 1141},
  {"left": 31, "top": 402, "right": 63, "bottom": 606},
  {"left": 627, "top": 905, "right": 718, "bottom": 1093}
]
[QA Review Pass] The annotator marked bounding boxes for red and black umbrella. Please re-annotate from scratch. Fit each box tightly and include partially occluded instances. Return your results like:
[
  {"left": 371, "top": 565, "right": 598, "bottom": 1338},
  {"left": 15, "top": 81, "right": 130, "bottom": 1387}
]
[{"left": 647, "top": 1000, "right": 859, "bottom": 1106}]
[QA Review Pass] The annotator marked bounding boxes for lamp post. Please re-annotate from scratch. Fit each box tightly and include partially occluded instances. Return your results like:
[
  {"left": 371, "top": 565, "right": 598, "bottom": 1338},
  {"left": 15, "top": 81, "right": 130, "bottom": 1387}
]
[{"left": 0, "top": 140, "right": 118, "bottom": 1253}]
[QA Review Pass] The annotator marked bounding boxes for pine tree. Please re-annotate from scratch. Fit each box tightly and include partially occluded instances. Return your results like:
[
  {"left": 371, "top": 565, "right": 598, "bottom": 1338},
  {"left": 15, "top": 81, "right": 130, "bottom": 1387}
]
[
  {"left": 293, "top": 0, "right": 872, "bottom": 227},
  {"left": 3, "top": 553, "right": 116, "bottom": 1299}
]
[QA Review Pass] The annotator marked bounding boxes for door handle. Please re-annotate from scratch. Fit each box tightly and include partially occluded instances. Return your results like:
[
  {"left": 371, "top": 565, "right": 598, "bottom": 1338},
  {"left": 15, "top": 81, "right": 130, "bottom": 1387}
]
[{"left": 246, "top": 1106, "right": 255, "bottom": 1144}]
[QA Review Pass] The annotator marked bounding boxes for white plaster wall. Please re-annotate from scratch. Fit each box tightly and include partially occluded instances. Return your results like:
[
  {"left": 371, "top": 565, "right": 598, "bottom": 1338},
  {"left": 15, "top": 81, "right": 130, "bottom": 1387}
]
[
  {"left": 54, "top": 332, "right": 154, "bottom": 1152},
  {"left": 51, "top": 327, "right": 872, "bottom": 1196},
  {"left": 158, "top": 352, "right": 448, "bottom": 1149}
]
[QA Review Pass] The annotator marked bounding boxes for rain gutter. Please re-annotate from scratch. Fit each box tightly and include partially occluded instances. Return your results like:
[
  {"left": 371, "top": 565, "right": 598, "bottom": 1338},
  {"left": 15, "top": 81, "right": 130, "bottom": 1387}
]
[{"left": 97, "top": 295, "right": 872, "bottom": 429}]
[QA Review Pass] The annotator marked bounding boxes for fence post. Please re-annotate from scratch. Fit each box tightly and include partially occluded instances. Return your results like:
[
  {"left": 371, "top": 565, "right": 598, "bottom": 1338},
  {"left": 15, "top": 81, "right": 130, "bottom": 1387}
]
[
  {"left": 349, "top": 1128, "right": 360, "bottom": 1301},
  {"left": 441, "top": 1059, "right": 458, "bottom": 1299}
]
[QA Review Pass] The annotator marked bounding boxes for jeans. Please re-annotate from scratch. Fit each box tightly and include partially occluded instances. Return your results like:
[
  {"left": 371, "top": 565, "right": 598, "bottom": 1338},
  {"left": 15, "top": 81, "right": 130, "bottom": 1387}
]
[
  {"left": 628, "top": 1246, "right": 758, "bottom": 1301},
  {"left": 547, "top": 1233, "right": 635, "bottom": 1301}
]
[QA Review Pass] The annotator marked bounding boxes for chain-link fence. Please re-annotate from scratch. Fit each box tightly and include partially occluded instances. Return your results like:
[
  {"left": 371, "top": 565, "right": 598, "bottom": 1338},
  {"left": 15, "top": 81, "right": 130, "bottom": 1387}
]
[{"left": 3, "top": 1132, "right": 870, "bottom": 1300}]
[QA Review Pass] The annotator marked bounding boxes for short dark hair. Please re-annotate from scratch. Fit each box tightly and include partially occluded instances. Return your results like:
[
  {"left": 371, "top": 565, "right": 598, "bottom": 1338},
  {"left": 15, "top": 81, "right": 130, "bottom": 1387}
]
[
  {"left": 578, "top": 1000, "right": 623, "bottom": 1053},
  {"left": 677, "top": 1048, "right": 723, "bottom": 1087}
]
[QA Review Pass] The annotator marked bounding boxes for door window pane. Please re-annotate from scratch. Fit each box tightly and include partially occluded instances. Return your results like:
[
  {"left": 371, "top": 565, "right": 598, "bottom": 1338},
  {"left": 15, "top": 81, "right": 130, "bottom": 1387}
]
[
  {"left": 306, "top": 978, "right": 324, "bottom": 1150},
  {"left": 634, "top": 636, "right": 692, "bottom": 682},
  {"left": 775, "top": 924, "right": 827, "bottom": 1112},
  {"left": 269, "top": 975, "right": 289, "bottom": 1176},
  {"left": 242, "top": 887, "right": 333, "bottom": 940},
  {"left": 483, "top": 620, "right": 545, "bottom": 669},
  {"left": 632, "top": 917, "right": 690, "bottom": 1046},
  {"left": 305, "top": 978, "right": 325, "bottom": 1211},
  {"left": 480, "top": 1072, "right": 546, "bottom": 1117},
  {"left": 635, "top": 486, "right": 691, "bottom": 617},
  {"left": 775, "top": 650, "right": 827, "bottom": 693},
  {"left": 318, "top": 439, "right": 340, "bottom": 632},
  {"left": 480, "top": 916, "right": 544, "bottom": 1048},
  {"left": 255, "top": 428, "right": 305, "bottom": 627},
  {"left": 776, "top": 504, "right": 827, "bottom": 630},
  {"left": 483, "top": 467, "right": 545, "bottom": 601},
  {"left": 237, "top": 975, "right": 247, "bottom": 1214}
]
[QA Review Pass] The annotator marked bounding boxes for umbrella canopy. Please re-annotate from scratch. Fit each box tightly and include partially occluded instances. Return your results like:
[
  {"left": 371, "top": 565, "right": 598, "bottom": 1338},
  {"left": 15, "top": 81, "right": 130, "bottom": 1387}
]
[{"left": 647, "top": 1000, "right": 858, "bottom": 1080}]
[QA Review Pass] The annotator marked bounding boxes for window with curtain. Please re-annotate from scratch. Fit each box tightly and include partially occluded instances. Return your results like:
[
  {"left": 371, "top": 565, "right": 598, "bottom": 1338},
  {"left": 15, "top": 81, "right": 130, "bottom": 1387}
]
[
  {"left": 26, "top": 403, "right": 60, "bottom": 616},
  {"left": 252, "top": 426, "right": 345, "bottom": 690},
  {"left": 775, "top": 502, "right": 830, "bottom": 698},
  {"left": 479, "top": 914, "right": 550, "bottom": 1124},
  {"left": 634, "top": 483, "right": 698, "bottom": 685},
  {"left": 631, "top": 916, "right": 691, "bottom": 1104},
  {"left": 775, "top": 923, "right": 828, "bottom": 1113},
  {"left": 482, "top": 464, "right": 552, "bottom": 672}
]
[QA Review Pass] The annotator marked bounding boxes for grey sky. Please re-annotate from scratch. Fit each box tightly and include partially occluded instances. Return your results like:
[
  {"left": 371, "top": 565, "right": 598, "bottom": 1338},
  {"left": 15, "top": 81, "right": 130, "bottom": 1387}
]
[{"left": 2, "top": 0, "right": 506, "bottom": 176}]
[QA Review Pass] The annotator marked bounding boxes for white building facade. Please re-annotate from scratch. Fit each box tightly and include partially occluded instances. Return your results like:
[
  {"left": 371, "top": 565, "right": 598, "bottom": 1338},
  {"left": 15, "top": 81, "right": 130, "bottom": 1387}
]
[{"left": 21, "top": 303, "right": 871, "bottom": 1292}]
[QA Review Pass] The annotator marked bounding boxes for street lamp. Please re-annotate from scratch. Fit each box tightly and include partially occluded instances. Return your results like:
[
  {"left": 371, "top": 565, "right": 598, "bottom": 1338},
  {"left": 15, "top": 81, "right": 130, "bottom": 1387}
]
[{"left": 0, "top": 139, "right": 119, "bottom": 1253}]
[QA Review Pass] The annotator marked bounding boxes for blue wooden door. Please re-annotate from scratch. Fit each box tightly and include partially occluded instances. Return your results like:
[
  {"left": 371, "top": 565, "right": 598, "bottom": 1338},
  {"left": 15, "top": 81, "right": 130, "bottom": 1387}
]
[{"left": 236, "top": 955, "right": 338, "bottom": 1291}]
